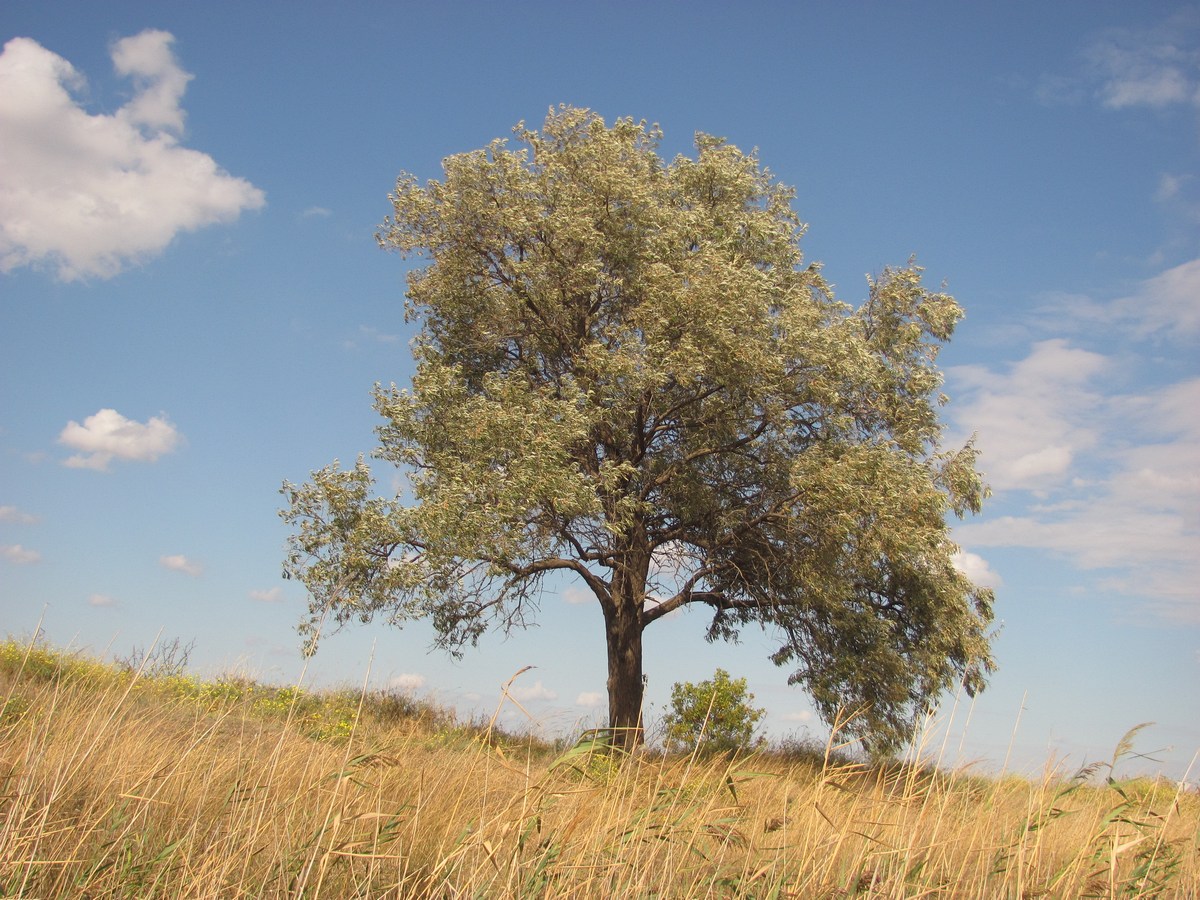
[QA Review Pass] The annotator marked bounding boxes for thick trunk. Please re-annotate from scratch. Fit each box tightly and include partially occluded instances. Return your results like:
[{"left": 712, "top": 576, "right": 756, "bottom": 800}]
[
  {"left": 604, "top": 542, "right": 651, "bottom": 751},
  {"left": 604, "top": 601, "right": 645, "bottom": 750}
]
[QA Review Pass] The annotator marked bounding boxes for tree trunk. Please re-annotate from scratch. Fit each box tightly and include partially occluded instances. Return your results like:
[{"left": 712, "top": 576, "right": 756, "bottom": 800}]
[
  {"left": 604, "top": 543, "right": 651, "bottom": 751},
  {"left": 604, "top": 600, "right": 645, "bottom": 751}
]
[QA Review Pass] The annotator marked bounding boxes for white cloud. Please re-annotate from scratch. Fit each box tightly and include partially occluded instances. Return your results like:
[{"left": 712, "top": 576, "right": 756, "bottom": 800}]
[
  {"left": 0, "top": 31, "right": 265, "bottom": 281},
  {"left": 1155, "top": 172, "right": 1191, "bottom": 203},
  {"left": 950, "top": 259, "right": 1200, "bottom": 624},
  {"left": 87, "top": 593, "right": 117, "bottom": 607},
  {"left": 1050, "top": 259, "right": 1200, "bottom": 338},
  {"left": 301, "top": 206, "right": 332, "bottom": 218},
  {"left": 249, "top": 587, "right": 285, "bottom": 603},
  {"left": 110, "top": 30, "right": 192, "bottom": 132},
  {"left": 389, "top": 673, "right": 427, "bottom": 693},
  {"left": 1, "top": 544, "right": 40, "bottom": 564},
  {"left": 509, "top": 680, "right": 558, "bottom": 703},
  {"left": 780, "top": 710, "right": 814, "bottom": 723},
  {"left": 1083, "top": 17, "right": 1200, "bottom": 110},
  {"left": 0, "top": 505, "right": 39, "bottom": 524},
  {"left": 160, "top": 554, "right": 202, "bottom": 577},
  {"left": 951, "top": 551, "right": 1003, "bottom": 590},
  {"left": 342, "top": 325, "right": 404, "bottom": 351},
  {"left": 59, "top": 408, "right": 182, "bottom": 470},
  {"left": 1036, "top": 12, "right": 1200, "bottom": 115},
  {"left": 575, "top": 691, "right": 605, "bottom": 707},
  {"left": 1118, "top": 259, "right": 1200, "bottom": 337},
  {"left": 950, "top": 339, "right": 1107, "bottom": 492},
  {"left": 561, "top": 585, "right": 592, "bottom": 605},
  {"left": 954, "top": 365, "right": 1200, "bottom": 622}
]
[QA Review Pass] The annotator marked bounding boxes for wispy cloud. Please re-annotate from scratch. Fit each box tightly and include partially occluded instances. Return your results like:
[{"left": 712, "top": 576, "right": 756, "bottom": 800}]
[
  {"left": 0, "top": 505, "right": 39, "bottom": 524},
  {"left": 0, "top": 30, "right": 265, "bottom": 281},
  {"left": 59, "top": 408, "right": 182, "bottom": 471},
  {"left": 575, "top": 691, "right": 605, "bottom": 707},
  {"left": 249, "top": 587, "right": 285, "bottom": 603},
  {"left": 951, "top": 339, "right": 1107, "bottom": 493},
  {"left": 160, "top": 554, "right": 202, "bottom": 577},
  {"left": 1085, "top": 15, "right": 1200, "bottom": 110},
  {"left": 389, "top": 673, "right": 426, "bottom": 693},
  {"left": 342, "top": 325, "right": 404, "bottom": 350},
  {"left": 780, "top": 710, "right": 815, "bottom": 724},
  {"left": 509, "top": 680, "right": 558, "bottom": 703},
  {"left": 950, "top": 262, "right": 1200, "bottom": 622},
  {"left": 1042, "top": 258, "right": 1200, "bottom": 339},
  {"left": 1037, "top": 11, "right": 1200, "bottom": 112},
  {"left": 1, "top": 544, "right": 40, "bottom": 565},
  {"left": 561, "top": 586, "right": 592, "bottom": 605},
  {"left": 87, "top": 593, "right": 117, "bottom": 607}
]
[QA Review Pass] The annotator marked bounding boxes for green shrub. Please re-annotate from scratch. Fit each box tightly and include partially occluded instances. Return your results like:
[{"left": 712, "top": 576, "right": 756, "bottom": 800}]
[{"left": 662, "top": 668, "right": 766, "bottom": 754}]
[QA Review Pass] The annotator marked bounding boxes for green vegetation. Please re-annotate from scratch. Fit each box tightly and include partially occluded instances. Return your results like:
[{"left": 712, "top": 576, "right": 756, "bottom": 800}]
[
  {"left": 281, "top": 106, "right": 993, "bottom": 753},
  {"left": 663, "top": 668, "right": 766, "bottom": 755},
  {"left": 2, "top": 637, "right": 1196, "bottom": 898}
]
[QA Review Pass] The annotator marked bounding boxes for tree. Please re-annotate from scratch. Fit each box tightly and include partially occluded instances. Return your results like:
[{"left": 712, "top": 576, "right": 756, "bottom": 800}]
[
  {"left": 280, "top": 106, "right": 994, "bottom": 754},
  {"left": 663, "top": 669, "right": 766, "bottom": 754}
]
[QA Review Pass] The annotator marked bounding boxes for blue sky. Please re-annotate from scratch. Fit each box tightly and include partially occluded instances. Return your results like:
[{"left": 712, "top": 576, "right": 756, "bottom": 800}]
[{"left": 2, "top": 1, "right": 1197, "bottom": 782}]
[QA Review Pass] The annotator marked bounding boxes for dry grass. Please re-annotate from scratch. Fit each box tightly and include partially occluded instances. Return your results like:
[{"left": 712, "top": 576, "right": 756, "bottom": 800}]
[{"left": 1, "top": 639, "right": 1196, "bottom": 898}]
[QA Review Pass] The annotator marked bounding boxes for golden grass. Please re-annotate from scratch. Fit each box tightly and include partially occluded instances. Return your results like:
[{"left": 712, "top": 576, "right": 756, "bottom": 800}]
[{"left": 1, "top": 639, "right": 1196, "bottom": 898}]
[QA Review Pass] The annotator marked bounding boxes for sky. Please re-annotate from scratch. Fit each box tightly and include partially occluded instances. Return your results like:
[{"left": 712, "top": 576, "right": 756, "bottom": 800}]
[{"left": 1, "top": 1, "right": 1197, "bottom": 782}]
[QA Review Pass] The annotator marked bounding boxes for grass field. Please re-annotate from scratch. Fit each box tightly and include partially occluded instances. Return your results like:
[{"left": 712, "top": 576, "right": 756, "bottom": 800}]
[{"left": 1, "top": 637, "right": 1196, "bottom": 898}]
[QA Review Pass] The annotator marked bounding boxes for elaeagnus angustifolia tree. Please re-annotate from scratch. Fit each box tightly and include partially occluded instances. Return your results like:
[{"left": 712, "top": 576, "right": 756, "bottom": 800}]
[{"left": 281, "top": 106, "right": 994, "bottom": 753}]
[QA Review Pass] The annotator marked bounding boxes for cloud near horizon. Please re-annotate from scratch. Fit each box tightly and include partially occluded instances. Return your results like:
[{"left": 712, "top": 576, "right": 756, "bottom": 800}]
[
  {"left": 389, "top": 673, "right": 427, "bottom": 693},
  {"left": 0, "top": 30, "right": 265, "bottom": 281},
  {"left": 58, "top": 409, "right": 182, "bottom": 471},
  {"left": 509, "top": 680, "right": 558, "bottom": 703}
]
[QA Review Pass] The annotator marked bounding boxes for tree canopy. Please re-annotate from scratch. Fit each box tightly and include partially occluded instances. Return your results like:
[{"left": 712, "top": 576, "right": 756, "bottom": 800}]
[{"left": 280, "top": 106, "right": 995, "bottom": 753}]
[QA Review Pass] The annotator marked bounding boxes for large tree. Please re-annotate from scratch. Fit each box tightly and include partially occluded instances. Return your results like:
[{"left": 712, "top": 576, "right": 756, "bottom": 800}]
[{"left": 281, "top": 107, "right": 994, "bottom": 753}]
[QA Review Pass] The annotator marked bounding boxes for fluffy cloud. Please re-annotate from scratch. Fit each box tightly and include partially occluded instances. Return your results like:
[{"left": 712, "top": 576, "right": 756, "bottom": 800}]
[
  {"left": 0, "top": 31, "right": 265, "bottom": 281},
  {"left": 59, "top": 409, "right": 181, "bottom": 470},
  {"left": 249, "top": 587, "right": 285, "bottom": 603},
  {"left": 389, "top": 673, "right": 427, "bottom": 693},
  {"left": 1, "top": 544, "right": 40, "bottom": 564},
  {"left": 160, "top": 554, "right": 202, "bottom": 577},
  {"left": 951, "top": 551, "right": 1003, "bottom": 590},
  {"left": 575, "top": 691, "right": 605, "bottom": 708}
]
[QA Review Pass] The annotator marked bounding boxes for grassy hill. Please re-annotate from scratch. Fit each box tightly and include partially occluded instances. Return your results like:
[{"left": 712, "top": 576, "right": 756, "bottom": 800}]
[{"left": 1, "top": 637, "right": 1196, "bottom": 898}]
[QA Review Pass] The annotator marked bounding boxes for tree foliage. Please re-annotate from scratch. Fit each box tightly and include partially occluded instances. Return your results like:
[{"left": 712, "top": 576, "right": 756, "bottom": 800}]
[
  {"left": 280, "top": 106, "right": 995, "bottom": 753},
  {"left": 662, "top": 669, "right": 766, "bottom": 754}
]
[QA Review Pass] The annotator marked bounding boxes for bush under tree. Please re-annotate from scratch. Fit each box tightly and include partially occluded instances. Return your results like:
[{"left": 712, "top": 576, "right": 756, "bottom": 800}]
[{"left": 663, "top": 668, "right": 766, "bottom": 754}]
